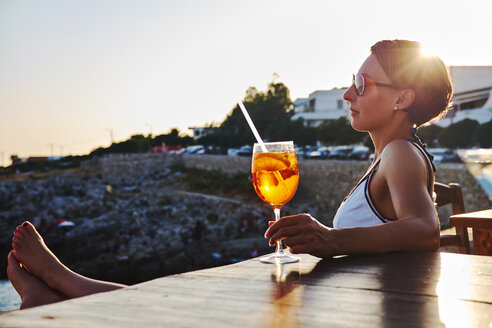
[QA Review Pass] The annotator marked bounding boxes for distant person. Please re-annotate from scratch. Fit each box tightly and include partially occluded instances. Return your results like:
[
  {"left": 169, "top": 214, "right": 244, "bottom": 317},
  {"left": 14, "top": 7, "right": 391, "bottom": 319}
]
[{"left": 266, "top": 40, "right": 452, "bottom": 257}]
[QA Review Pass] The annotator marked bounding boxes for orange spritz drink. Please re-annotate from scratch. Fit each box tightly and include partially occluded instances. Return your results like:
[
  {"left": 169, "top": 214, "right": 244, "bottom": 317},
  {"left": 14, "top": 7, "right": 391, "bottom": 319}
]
[
  {"left": 252, "top": 152, "right": 299, "bottom": 207},
  {"left": 252, "top": 141, "right": 299, "bottom": 264}
]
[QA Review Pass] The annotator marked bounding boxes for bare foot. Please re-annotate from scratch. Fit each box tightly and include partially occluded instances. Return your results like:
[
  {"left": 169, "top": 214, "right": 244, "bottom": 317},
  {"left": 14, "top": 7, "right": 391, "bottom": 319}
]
[
  {"left": 12, "top": 221, "right": 68, "bottom": 292},
  {"left": 12, "top": 221, "right": 127, "bottom": 299},
  {"left": 7, "top": 251, "right": 67, "bottom": 309}
]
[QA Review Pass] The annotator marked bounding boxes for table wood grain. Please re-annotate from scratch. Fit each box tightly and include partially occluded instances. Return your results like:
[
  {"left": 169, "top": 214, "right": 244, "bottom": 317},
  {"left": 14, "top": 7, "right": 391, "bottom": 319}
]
[
  {"left": 451, "top": 209, "right": 492, "bottom": 227},
  {"left": 1, "top": 252, "right": 491, "bottom": 327}
]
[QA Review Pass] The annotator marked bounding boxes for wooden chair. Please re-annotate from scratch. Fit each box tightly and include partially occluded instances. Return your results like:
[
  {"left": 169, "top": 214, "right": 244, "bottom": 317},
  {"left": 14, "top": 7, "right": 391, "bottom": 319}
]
[
  {"left": 450, "top": 210, "right": 492, "bottom": 256},
  {"left": 435, "top": 182, "right": 471, "bottom": 254}
]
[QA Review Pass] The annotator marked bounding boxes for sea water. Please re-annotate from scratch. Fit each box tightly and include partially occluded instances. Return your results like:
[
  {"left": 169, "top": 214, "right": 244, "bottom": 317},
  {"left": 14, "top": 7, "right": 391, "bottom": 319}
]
[
  {"left": 471, "top": 163, "right": 492, "bottom": 200},
  {"left": 475, "top": 163, "right": 492, "bottom": 198},
  {"left": 459, "top": 148, "right": 492, "bottom": 200},
  {"left": 0, "top": 280, "right": 21, "bottom": 313}
]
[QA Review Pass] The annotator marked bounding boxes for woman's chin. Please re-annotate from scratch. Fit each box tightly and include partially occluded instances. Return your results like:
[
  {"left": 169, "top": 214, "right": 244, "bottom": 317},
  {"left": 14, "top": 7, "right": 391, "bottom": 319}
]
[{"left": 350, "top": 121, "right": 365, "bottom": 132}]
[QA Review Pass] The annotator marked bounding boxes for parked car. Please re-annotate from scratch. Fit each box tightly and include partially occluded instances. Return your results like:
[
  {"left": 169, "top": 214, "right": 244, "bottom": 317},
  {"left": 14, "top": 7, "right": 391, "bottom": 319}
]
[
  {"left": 427, "top": 148, "right": 460, "bottom": 163},
  {"left": 349, "top": 146, "right": 371, "bottom": 160},
  {"left": 301, "top": 146, "right": 317, "bottom": 159},
  {"left": 227, "top": 148, "right": 240, "bottom": 156},
  {"left": 318, "top": 147, "right": 331, "bottom": 159},
  {"left": 306, "top": 147, "right": 330, "bottom": 159},
  {"left": 304, "top": 147, "right": 321, "bottom": 159},
  {"left": 237, "top": 145, "right": 253, "bottom": 157},
  {"left": 184, "top": 145, "right": 206, "bottom": 155},
  {"left": 168, "top": 148, "right": 185, "bottom": 155},
  {"left": 328, "top": 146, "right": 352, "bottom": 160}
]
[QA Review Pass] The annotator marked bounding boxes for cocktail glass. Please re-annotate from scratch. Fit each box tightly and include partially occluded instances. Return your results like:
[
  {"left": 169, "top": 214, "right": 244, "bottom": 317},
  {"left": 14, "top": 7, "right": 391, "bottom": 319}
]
[{"left": 251, "top": 141, "right": 300, "bottom": 264}]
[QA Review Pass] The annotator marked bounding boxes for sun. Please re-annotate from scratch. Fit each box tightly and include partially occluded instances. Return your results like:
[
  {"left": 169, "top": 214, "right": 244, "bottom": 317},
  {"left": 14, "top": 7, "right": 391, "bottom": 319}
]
[
  {"left": 421, "top": 43, "right": 443, "bottom": 58},
  {"left": 419, "top": 42, "right": 452, "bottom": 64},
  {"left": 421, "top": 44, "right": 435, "bottom": 57}
]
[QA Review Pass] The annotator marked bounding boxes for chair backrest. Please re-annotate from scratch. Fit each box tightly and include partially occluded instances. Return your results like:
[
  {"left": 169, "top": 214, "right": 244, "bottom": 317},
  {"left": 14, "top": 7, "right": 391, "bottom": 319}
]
[
  {"left": 434, "top": 182, "right": 466, "bottom": 215},
  {"left": 435, "top": 182, "right": 471, "bottom": 254}
]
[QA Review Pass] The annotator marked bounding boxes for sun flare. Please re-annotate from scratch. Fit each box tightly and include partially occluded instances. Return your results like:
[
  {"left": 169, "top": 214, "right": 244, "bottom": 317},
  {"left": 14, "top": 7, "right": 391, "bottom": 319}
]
[{"left": 421, "top": 44, "right": 442, "bottom": 58}]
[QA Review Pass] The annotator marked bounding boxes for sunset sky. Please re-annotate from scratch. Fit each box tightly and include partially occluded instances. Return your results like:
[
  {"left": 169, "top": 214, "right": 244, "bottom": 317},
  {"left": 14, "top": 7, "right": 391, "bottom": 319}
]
[{"left": 1, "top": 0, "right": 491, "bottom": 165}]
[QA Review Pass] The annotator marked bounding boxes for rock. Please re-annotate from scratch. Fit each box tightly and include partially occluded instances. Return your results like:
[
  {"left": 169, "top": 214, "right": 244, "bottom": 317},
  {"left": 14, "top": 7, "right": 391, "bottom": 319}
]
[{"left": 1, "top": 156, "right": 490, "bottom": 284}]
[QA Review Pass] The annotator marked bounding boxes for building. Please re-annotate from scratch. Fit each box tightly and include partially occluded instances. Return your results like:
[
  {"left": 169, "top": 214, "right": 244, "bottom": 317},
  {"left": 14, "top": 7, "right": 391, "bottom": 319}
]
[
  {"left": 189, "top": 126, "right": 218, "bottom": 140},
  {"left": 291, "top": 88, "right": 349, "bottom": 127},
  {"left": 292, "top": 66, "right": 492, "bottom": 128},
  {"left": 436, "top": 66, "right": 492, "bottom": 127}
]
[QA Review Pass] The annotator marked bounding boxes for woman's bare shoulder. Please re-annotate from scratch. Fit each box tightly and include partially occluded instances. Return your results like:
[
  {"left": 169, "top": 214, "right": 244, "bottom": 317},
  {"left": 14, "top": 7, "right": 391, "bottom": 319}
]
[{"left": 379, "top": 139, "right": 427, "bottom": 176}]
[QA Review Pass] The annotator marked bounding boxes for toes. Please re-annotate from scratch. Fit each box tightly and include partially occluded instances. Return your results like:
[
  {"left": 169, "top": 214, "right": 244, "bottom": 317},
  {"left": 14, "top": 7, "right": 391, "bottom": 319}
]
[
  {"left": 12, "top": 240, "right": 21, "bottom": 250},
  {"left": 12, "top": 248, "right": 21, "bottom": 260},
  {"left": 7, "top": 251, "right": 21, "bottom": 278},
  {"left": 12, "top": 234, "right": 22, "bottom": 245},
  {"left": 14, "top": 225, "right": 26, "bottom": 240},
  {"left": 14, "top": 221, "right": 37, "bottom": 240},
  {"left": 23, "top": 221, "right": 39, "bottom": 238},
  {"left": 8, "top": 251, "right": 24, "bottom": 270},
  {"left": 8, "top": 251, "right": 18, "bottom": 266},
  {"left": 10, "top": 249, "right": 29, "bottom": 272}
]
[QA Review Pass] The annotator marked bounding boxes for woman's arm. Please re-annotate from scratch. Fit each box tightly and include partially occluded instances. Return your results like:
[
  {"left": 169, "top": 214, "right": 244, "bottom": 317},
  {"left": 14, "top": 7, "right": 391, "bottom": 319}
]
[{"left": 265, "top": 140, "right": 440, "bottom": 258}]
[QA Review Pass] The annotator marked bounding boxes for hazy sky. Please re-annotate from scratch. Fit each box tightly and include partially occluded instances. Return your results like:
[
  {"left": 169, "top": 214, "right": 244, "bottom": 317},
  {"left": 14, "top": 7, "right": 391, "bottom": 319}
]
[{"left": 1, "top": 0, "right": 491, "bottom": 164}]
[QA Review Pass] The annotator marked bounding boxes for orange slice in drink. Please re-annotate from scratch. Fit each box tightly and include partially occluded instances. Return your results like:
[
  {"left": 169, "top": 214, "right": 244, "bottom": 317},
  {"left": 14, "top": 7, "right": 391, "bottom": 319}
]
[{"left": 252, "top": 152, "right": 291, "bottom": 172}]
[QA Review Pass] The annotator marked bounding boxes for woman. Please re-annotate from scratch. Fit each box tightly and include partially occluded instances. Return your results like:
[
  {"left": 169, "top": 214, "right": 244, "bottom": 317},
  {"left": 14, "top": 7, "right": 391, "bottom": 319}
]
[
  {"left": 7, "top": 39, "right": 452, "bottom": 310},
  {"left": 266, "top": 40, "right": 453, "bottom": 257}
]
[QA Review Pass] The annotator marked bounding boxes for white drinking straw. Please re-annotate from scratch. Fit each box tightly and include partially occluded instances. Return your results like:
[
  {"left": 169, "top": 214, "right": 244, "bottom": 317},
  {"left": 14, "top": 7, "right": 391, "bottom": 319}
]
[
  {"left": 238, "top": 101, "right": 267, "bottom": 152},
  {"left": 238, "top": 100, "right": 288, "bottom": 193}
]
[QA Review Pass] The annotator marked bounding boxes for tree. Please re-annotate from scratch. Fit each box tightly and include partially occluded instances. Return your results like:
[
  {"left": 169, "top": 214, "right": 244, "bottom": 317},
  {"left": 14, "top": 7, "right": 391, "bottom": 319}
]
[
  {"left": 416, "top": 124, "right": 443, "bottom": 147},
  {"left": 152, "top": 129, "right": 194, "bottom": 147},
  {"left": 317, "top": 117, "right": 366, "bottom": 145},
  {"left": 267, "top": 118, "right": 317, "bottom": 146},
  {"left": 206, "top": 81, "right": 293, "bottom": 147},
  {"left": 472, "top": 119, "right": 492, "bottom": 148},
  {"left": 89, "top": 129, "right": 196, "bottom": 157},
  {"left": 437, "top": 119, "right": 479, "bottom": 149}
]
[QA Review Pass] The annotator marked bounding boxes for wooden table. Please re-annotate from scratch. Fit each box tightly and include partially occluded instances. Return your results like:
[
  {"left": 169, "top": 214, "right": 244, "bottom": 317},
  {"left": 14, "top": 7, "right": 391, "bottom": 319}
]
[
  {"left": 1, "top": 252, "right": 491, "bottom": 327},
  {"left": 451, "top": 209, "right": 492, "bottom": 255}
]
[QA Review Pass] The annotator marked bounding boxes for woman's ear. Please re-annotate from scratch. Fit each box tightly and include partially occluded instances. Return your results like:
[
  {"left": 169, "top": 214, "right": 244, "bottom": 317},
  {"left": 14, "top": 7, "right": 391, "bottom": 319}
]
[{"left": 395, "top": 89, "right": 416, "bottom": 111}]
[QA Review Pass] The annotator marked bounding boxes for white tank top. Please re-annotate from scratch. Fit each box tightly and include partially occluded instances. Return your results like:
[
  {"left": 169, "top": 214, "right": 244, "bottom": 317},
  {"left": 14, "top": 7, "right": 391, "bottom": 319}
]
[
  {"left": 333, "top": 142, "right": 434, "bottom": 229},
  {"left": 333, "top": 160, "right": 387, "bottom": 228}
]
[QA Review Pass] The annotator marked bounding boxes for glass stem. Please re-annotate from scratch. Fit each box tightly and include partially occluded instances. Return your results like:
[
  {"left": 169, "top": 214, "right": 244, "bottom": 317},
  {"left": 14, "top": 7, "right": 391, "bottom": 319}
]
[{"left": 274, "top": 207, "right": 284, "bottom": 257}]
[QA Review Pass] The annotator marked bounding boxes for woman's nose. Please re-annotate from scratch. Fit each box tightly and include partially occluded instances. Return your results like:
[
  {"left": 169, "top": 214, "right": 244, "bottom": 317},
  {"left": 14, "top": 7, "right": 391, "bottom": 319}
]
[{"left": 343, "top": 85, "right": 355, "bottom": 103}]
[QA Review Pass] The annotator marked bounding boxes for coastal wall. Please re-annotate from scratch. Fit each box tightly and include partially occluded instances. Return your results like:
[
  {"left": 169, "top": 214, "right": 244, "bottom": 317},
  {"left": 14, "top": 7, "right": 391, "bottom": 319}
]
[
  {"left": 99, "top": 154, "right": 367, "bottom": 210},
  {"left": 99, "top": 153, "right": 491, "bottom": 226},
  {"left": 99, "top": 153, "right": 183, "bottom": 184}
]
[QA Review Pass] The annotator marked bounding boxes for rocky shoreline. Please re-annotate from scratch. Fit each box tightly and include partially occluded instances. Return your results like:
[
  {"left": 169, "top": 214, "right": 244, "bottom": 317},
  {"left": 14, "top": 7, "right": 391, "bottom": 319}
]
[
  {"left": 1, "top": 155, "right": 490, "bottom": 284},
  {"left": 0, "top": 166, "right": 275, "bottom": 284}
]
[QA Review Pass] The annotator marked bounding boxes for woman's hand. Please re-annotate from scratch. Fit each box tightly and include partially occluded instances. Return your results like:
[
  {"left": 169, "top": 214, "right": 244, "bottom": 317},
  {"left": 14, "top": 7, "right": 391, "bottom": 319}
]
[{"left": 265, "top": 213, "right": 337, "bottom": 258}]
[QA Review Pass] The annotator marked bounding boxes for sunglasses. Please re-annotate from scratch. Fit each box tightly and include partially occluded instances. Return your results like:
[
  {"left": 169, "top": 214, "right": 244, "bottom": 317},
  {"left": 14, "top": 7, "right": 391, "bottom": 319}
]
[{"left": 352, "top": 73, "right": 397, "bottom": 96}]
